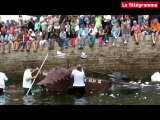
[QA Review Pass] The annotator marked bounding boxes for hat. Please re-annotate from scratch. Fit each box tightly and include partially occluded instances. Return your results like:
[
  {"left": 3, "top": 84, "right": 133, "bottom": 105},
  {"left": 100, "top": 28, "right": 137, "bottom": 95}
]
[
  {"left": 80, "top": 15, "right": 84, "bottom": 18},
  {"left": 29, "top": 29, "right": 32, "bottom": 32},
  {"left": 133, "top": 20, "right": 137, "bottom": 23}
]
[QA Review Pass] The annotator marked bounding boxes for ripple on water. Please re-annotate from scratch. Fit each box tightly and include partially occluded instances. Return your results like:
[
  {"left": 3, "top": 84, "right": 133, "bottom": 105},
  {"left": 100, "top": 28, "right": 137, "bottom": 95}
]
[{"left": 1, "top": 85, "right": 160, "bottom": 105}]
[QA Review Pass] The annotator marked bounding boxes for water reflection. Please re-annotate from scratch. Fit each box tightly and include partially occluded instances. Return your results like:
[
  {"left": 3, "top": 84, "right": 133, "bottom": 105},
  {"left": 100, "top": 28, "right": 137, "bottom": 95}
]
[
  {"left": 73, "top": 97, "right": 88, "bottom": 105},
  {"left": 22, "top": 95, "right": 36, "bottom": 105},
  {"left": 0, "top": 85, "right": 160, "bottom": 105},
  {"left": 0, "top": 95, "right": 6, "bottom": 105}
]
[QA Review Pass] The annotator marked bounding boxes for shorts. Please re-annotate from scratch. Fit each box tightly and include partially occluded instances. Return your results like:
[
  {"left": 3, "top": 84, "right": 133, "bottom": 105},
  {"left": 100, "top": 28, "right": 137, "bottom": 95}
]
[
  {"left": 39, "top": 40, "right": 46, "bottom": 45},
  {"left": 68, "top": 86, "right": 85, "bottom": 97},
  {"left": 23, "top": 88, "right": 32, "bottom": 95}
]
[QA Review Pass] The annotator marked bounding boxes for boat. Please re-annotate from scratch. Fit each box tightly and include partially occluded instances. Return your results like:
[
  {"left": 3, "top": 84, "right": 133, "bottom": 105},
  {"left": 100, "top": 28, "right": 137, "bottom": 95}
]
[
  {"left": 37, "top": 67, "right": 142, "bottom": 93},
  {"left": 37, "top": 67, "right": 112, "bottom": 93}
]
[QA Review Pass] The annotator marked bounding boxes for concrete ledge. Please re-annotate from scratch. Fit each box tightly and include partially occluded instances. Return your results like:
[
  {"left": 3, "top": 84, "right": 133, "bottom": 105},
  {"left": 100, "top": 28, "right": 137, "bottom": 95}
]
[{"left": 0, "top": 34, "right": 160, "bottom": 83}]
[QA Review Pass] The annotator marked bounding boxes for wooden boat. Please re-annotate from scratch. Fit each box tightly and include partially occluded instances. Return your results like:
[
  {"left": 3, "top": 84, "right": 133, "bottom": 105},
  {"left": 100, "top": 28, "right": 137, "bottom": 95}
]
[
  {"left": 38, "top": 74, "right": 112, "bottom": 93},
  {"left": 37, "top": 68, "right": 142, "bottom": 93}
]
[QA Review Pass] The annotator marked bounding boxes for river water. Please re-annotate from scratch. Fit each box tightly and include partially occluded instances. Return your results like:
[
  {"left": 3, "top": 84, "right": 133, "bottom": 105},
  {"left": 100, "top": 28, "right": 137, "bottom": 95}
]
[{"left": 1, "top": 85, "right": 160, "bottom": 105}]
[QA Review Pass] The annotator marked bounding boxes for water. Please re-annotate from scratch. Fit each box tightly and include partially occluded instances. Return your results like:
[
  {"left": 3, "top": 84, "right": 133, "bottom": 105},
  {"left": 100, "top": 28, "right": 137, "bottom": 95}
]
[{"left": 1, "top": 85, "right": 160, "bottom": 105}]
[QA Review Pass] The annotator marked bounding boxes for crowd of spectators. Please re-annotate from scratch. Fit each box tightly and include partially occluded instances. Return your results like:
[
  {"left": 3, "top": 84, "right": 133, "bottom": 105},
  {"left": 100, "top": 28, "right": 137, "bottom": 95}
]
[{"left": 0, "top": 15, "right": 159, "bottom": 54}]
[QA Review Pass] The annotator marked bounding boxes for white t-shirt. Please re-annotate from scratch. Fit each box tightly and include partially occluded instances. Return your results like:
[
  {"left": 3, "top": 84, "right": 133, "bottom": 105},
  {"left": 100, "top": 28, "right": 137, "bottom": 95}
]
[
  {"left": 89, "top": 27, "right": 98, "bottom": 36},
  {"left": 23, "top": 69, "right": 32, "bottom": 88},
  {"left": 75, "top": 25, "right": 79, "bottom": 32},
  {"left": 0, "top": 72, "right": 8, "bottom": 89},
  {"left": 103, "top": 15, "right": 111, "bottom": 22},
  {"left": 71, "top": 69, "right": 85, "bottom": 87},
  {"left": 143, "top": 15, "right": 149, "bottom": 20},
  {"left": 40, "top": 16, "right": 45, "bottom": 22}
]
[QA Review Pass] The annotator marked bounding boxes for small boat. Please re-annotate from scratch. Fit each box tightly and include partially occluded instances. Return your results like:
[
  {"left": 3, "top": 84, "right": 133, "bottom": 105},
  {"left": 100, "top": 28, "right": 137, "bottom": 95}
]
[
  {"left": 37, "top": 67, "right": 142, "bottom": 93},
  {"left": 37, "top": 67, "right": 112, "bottom": 93}
]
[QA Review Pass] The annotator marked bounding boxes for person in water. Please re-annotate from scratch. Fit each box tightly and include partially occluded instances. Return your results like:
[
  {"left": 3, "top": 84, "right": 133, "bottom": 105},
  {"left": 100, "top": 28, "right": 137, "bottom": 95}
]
[
  {"left": 68, "top": 64, "right": 86, "bottom": 98},
  {"left": 0, "top": 72, "right": 8, "bottom": 95},
  {"left": 23, "top": 65, "right": 39, "bottom": 95}
]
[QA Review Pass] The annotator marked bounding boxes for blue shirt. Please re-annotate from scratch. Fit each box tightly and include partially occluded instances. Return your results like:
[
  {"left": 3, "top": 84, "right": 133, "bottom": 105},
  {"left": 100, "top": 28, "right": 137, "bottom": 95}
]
[
  {"left": 78, "top": 28, "right": 88, "bottom": 38},
  {"left": 5, "top": 34, "right": 12, "bottom": 42}
]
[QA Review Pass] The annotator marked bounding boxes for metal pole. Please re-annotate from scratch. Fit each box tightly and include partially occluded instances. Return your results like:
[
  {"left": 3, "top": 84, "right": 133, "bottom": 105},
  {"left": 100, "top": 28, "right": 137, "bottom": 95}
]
[{"left": 26, "top": 53, "right": 49, "bottom": 95}]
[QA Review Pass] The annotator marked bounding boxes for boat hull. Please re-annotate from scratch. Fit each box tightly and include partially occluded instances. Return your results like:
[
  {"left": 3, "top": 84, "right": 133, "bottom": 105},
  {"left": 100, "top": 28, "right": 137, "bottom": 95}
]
[{"left": 38, "top": 75, "right": 112, "bottom": 93}]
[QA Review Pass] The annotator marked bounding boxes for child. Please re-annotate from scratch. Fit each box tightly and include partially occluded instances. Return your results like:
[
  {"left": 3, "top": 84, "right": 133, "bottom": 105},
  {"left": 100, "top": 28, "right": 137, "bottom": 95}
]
[{"left": 70, "top": 29, "right": 77, "bottom": 47}]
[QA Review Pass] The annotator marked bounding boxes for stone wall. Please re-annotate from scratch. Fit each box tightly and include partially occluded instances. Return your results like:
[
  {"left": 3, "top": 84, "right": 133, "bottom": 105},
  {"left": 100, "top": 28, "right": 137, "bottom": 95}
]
[{"left": 0, "top": 35, "right": 160, "bottom": 83}]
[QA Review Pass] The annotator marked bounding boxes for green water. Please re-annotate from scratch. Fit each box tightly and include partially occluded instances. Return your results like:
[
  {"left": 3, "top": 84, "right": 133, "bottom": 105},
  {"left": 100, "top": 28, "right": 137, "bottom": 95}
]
[
  {"left": 1, "top": 85, "right": 160, "bottom": 105},
  {"left": 2, "top": 72, "right": 159, "bottom": 105}
]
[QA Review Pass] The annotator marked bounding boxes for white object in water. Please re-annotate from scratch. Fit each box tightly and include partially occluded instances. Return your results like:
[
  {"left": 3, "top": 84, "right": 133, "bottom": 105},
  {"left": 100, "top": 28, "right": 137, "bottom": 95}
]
[
  {"left": 109, "top": 94, "right": 115, "bottom": 98},
  {"left": 133, "top": 82, "right": 137, "bottom": 84},
  {"left": 151, "top": 72, "right": 160, "bottom": 82},
  {"left": 129, "top": 81, "right": 134, "bottom": 83},
  {"left": 123, "top": 85, "right": 129, "bottom": 87},
  {"left": 145, "top": 82, "right": 149, "bottom": 85}
]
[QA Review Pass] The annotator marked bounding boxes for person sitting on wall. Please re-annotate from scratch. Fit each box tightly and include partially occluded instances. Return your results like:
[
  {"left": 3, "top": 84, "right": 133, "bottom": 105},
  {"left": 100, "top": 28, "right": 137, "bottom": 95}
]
[
  {"left": 68, "top": 64, "right": 86, "bottom": 98},
  {"left": 131, "top": 20, "right": 141, "bottom": 45},
  {"left": 78, "top": 24, "right": 88, "bottom": 49},
  {"left": 88, "top": 23, "right": 98, "bottom": 47},
  {"left": 0, "top": 72, "right": 8, "bottom": 95},
  {"left": 150, "top": 19, "right": 160, "bottom": 46},
  {"left": 122, "top": 22, "right": 130, "bottom": 45}
]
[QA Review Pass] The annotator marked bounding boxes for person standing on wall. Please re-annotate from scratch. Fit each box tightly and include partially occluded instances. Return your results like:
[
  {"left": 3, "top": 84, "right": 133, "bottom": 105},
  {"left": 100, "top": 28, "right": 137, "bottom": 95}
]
[
  {"left": 23, "top": 65, "right": 39, "bottom": 95},
  {"left": 0, "top": 72, "right": 8, "bottom": 95},
  {"left": 68, "top": 64, "right": 86, "bottom": 98}
]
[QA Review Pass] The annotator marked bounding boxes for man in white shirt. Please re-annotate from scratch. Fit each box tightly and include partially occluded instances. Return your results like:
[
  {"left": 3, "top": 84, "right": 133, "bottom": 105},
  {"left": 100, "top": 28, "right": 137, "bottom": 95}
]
[
  {"left": 88, "top": 23, "right": 98, "bottom": 47},
  {"left": 0, "top": 72, "right": 8, "bottom": 94},
  {"left": 23, "top": 65, "right": 39, "bottom": 95},
  {"left": 68, "top": 64, "right": 85, "bottom": 98}
]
